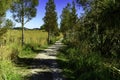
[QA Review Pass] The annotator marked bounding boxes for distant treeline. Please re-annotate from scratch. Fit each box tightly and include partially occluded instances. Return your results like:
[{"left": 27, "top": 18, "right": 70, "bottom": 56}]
[{"left": 13, "top": 27, "right": 41, "bottom": 30}]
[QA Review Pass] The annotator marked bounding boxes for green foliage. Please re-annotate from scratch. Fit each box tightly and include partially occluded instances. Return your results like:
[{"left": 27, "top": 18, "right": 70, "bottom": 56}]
[
  {"left": 0, "top": 60, "right": 22, "bottom": 80},
  {"left": 59, "top": 0, "right": 120, "bottom": 79},
  {"left": 58, "top": 47, "right": 120, "bottom": 80},
  {"left": 11, "top": 0, "right": 39, "bottom": 23},
  {"left": 0, "top": 44, "right": 22, "bottom": 80},
  {"left": 0, "top": 27, "right": 8, "bottom": 38},
  {"left": 60, "top": 2, "right": 78, "bottom": 42},
  {"left": 10, "top": 45, "right": 19, "bottom": 62},
  {"left": 0, "top": 0, "right": 15, "bottom": 38},
  {"left": 72, "top": 0, "right": 120, "bottom": 57},
  {"left": 43, "top": 0, "right": 59, "bottom": 44},
  {"left": 10, "top": 0, "right": 39, "bottom": 45},
  {"left": 60, "top": 3, "right": 71, "bottom": 39},
  {"left": 0, "top": 0, "right": 14, "bottom": 16},
  {"left": 70, "top": 1, "right": 78, "bottom": 31},
  {"left": 0, "top": 19, "right": 14, "bottom": 40},
  {"left": 0, "top": 30, "right": 53, "bottom": 79},
  {"left": 18, "top": 44, "right": 37, "bottom": 58},
  {"left": 40, "top": 24, "right": 45, "bottom": 30},
  {"left": 5, "top": 19, "right": 14, "bottom": 28}
]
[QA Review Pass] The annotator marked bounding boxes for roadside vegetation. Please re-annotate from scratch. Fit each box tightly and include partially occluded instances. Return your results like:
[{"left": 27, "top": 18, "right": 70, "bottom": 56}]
[
  {"left": 58, "top": 0, "right": 120, "bottom": 80},
  {"left": 0, "top": 29, "right": 62, "bottom": 79},
  {"left": 5, "top": 30, "right": 48, "bottom": 58},
  {"left": 0, "top": 0, "right": 62, "bottom": 79},
  {"left": 0, "top": 30, "right": 47, "bottom": 79}
]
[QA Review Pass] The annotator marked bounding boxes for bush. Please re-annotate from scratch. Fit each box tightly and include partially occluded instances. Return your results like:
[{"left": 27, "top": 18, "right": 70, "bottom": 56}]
[{"left": 59, "top": 47, "right": 120, "bottom": 80}]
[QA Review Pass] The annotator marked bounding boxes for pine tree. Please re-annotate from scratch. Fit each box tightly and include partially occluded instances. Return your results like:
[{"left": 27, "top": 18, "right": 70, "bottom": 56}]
[
  {"left": 70, "top": 1, "right": 78, "bottom": 40},
  {"left": 43, "top": 0, "right": 58, "bottom": 44},
  {"left": 60, "top": 3, "right": 71, "bottom": 39},
  {"left": 70, "top": 1, "right": 78, "bottom": 32}
]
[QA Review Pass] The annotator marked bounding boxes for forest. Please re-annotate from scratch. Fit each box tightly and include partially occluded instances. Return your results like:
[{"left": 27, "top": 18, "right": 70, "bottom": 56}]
[{"left": 0, "top": 0, "right": 120, "bottom": 80}]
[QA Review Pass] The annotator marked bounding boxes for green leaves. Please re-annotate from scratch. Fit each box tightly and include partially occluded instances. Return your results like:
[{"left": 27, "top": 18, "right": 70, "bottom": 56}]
[
  {"left": 75, "top": 0, "right": 120, "bottom": 56},
  {"left": 43, "top": 0, "right": 59, "bottom": 44},
  {"left": 60, "top": 2, "right": 79, "bottom": 44},
  {"left": 11, "top": 0, "right": 39, "bottom": 23},
  {"left": 10, "top": 0, "right": 39, "bottom": 45},
  {"left": 60, "top": 3, "right": 71, "bottom": 33},
  {"left": 0, "top": 0, "right": 13, "bottom": 16}
]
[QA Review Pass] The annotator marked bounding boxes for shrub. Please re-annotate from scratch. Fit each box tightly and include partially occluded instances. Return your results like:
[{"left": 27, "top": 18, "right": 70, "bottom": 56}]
[{"left": 59, "top": 47, "right": 120, "bottom": 80}]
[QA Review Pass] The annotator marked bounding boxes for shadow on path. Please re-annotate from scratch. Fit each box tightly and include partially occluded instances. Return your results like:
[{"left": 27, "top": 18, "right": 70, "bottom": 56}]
[
  {"left": 17, "top": 57, "right": 64, "bottom": 80},
  {"left": 26, "top": 72, "right": 53, "bottom": 80},
  {"left": 17, "top": 57, "right": 60, "bottom": 69},
  {"left": 17, "top": 38, "right": 65, "bottom": 80}
]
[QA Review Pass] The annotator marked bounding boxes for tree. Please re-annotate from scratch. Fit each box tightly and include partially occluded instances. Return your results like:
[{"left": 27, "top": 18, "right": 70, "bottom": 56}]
[
  {"left": 43, "top": 0, "right": 58, "bottom": 44},
  {"left": 69, "top": 1, "right": 78, "bottom": 40},
  {"left": 0, "top": 0, "right": 13, "bottom": 17},
  {"left": 40, "top": 24, "right": 45, "bottom": 30},
  {"left": 75, "top": 0, "right": 120, "bottom": 56},
  {"left": 70, "top": 1, "right": 78, "bottom": 30},
  {"left": 60, "top": 3, "right": 71, "bottom": 39},
  {"left": 11, "top": 0, "right": 39, "bottom": 46},
  {"left": 5, "top": 19, "right": 14, "bottom": 28},
  {"left": 0, "top": 0, "right": 14, "bottom": 37},
  {"left": 60, "top": 2, "right": 78, "bottom": 43}
]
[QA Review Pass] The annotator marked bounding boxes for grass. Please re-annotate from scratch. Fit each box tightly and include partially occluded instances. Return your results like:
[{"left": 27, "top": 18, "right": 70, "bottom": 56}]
[
  {"left": 0, "top": 30, "right": 44, "bottom": 79},
  {"left": 57, "top": 46, "right": 120, "bottom": 80},
  {"left": 0, "top": 29, "right": 63, "bottom": 80},
  {"left": 3, "top": 30, "right": 48, "bottom": 58},
  {"left": 5, "top": 30, "right": 48, "bottom": 47},
  {"left": 0, "top": 45, "right": 22, "bottom": 80},
  {"left": 0, "top": 60, "right": 22, "bottom": 80}
]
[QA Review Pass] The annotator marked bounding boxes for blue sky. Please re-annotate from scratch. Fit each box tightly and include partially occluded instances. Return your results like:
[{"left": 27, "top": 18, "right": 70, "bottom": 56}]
[{"left": 6, "top": 0, "right": 84, "bottom": 29}]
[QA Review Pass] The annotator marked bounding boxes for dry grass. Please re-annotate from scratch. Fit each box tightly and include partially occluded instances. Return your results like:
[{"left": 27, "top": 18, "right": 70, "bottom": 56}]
[
  {"left": 0, "top": 30, "right": 49, "bottom": 80},
  {"left": 3, "top": 30, "right": 48, "bottom": 46},
  {"left": 0, "top": 29, "right": 63, "bottom": 79}
]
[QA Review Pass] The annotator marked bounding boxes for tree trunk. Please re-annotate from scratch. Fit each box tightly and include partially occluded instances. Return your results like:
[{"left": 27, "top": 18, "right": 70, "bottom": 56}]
[
  {"left": 21, "top": 2, "right": 24, "bottom": 46},
  {"left": 22, "top": 18, "right": 24, "bottom": 46},
  {"left": 48, "top": 30, "right": 50, "bottom": 44}
]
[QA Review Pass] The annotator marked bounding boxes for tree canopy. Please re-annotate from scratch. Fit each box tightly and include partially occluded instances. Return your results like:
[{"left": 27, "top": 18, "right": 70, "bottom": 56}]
[
  {"left": 0, "top": 0, "right": 15, "bottom": 37},
  {"left": 75, "top": 0, "right": 120, "bottom": 56},
  {"left": 60, "top": 2, "right": 78, "bottom": 42},
  {"left": 11, "top": 0, "right": 39, "bottom": 45},
  {"left": 43, "top": 0, "right": 59, "bottom": 44}
]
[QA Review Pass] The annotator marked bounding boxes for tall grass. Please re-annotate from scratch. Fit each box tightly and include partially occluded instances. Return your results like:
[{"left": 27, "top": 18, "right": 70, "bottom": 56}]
[
  {"left": 0, "top": 29, "right": 62, "bottom": 80},
  {"left": 58, "top": 46, "right": 120, "bottom": 80},
  {"left": 2, "top": 30, "right": 49, "bottom": 58},
  {"left": 0, "top": 45, "right": 22, "bottom": 80},
  {"left": 4, "top": 30, "right": 48, "bottom": 46},
  {"left": 0, "top": 30, "right": 49, "bottom": 80}
]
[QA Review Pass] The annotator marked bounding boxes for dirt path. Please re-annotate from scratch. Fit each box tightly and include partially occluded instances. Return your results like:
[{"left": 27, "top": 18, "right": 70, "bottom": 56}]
[{"left": 27, "top": 38, "right": 64, "bottom": 80}]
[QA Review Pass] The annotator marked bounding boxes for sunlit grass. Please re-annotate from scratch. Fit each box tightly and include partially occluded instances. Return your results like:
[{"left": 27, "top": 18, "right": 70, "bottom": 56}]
[
  {"left": 2, "top": 30, "right": 48, "bottom": 58},
  {"left": 0, "top": 45, "right": 22, "bottom": 80},
  {"left": 0, "top": 30, "right": 49, "bottom": 80},
  {"left": 5, "top": 30, "right": 48, "bottom": 46},
  {"left": 0, "top": 29, "right": 63, "bottom": 80}
]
